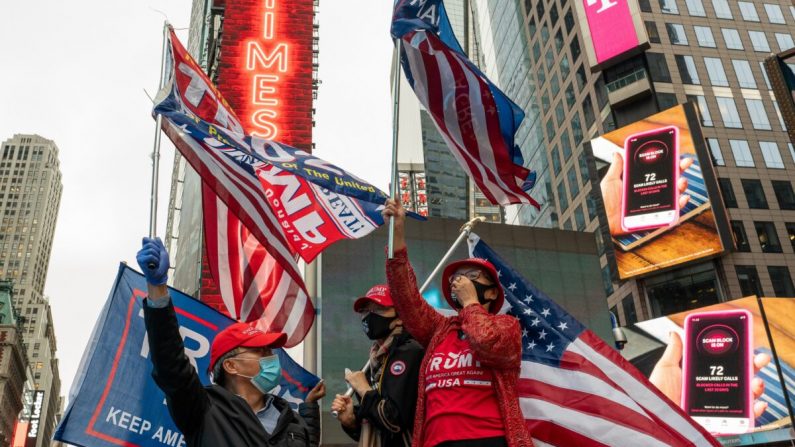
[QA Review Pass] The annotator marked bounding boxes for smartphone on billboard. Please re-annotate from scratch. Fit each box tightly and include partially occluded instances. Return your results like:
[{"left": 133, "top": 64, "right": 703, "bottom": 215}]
[
  {"left": 681, "top": 309, "right": 754, "bottom": 434},
  {"left": 621, "top": 126, "right": 680, "bottom": 233}
]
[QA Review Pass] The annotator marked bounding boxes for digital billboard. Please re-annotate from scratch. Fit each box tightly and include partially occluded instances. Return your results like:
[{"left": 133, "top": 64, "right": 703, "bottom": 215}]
[
  {"left": 320, "top": 217, "right": 612, "bottom": 444},
  {"left": 623, "top": 297, "right": 795, "bottom": 445},
  {"left": 573, "top": 0, "right": 650, "bottom": 70},
  {"left": 589, "top": 103, "right": 731, "bottom": 280}
]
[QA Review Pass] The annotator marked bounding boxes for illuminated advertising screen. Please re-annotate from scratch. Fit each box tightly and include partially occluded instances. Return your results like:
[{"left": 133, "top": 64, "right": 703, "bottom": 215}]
[
  {"left": 624, "top": 297, "right": 795, "bottom": 445},
  {"left": 320, "top": 217, "right": 612, "bottom": 444},
  {"left": 573, "top": 0, "right": 649, "bottom": 69},
  {"left": 589, "top": 103, "right": 731, "bottom": 279},
  {"left": 25, "top": 390, "right": 44, "bottom": 447}
]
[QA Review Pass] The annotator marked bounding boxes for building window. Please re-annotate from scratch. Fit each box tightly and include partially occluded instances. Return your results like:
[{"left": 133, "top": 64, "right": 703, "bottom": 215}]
[
  {"left": 719, "top": 178, "right": 738, "bottom": 207},
  {"left": 760, "top": 142, "right": 784, "bottom": 169},
  {"left": 775, "top": 33, "right": 795, "bottom": 51},
  {"left": 749, "top": 31, "right": 771, "bottom": 52},
  {"left": 755, "top": 221, "right": 783, "bottom": 253},
  {"left": 694, "top": 26, "right": 716, "bottom": 47},
  {"left": 721, "top": 28, "right": 743, "bottom": 50},
  {"left": 639, "top": 0, "right": 653, "bottom": 13},
  {"left": 765, "top": 4, "right": 786, "bottom": 23},
  {"left": 646, "top": 21, "right": 661, "bottom": 43},
  {"left": 554, "top": 30, "right": 565, "bottom": 52},
  {"left": 704, "top": 57, "right": 728, "bottom": 86},
  {"left": 738, "top": 1, "right": 760, "bottom": 21},
  {"left": 576, "top": 65, "right": 587, "bottom": 91},
  {"left": 568, "top": 166, "right": 580, "bottom": 198},
  {"left": 711, "top": 0, "right": 732, "bottom": 18},
  {"left": 717, "top": 97, "right": 743, "bottom": 128},
  {"left": 772, "top": 180, "right": 795, "bottom": 210},
  {"left": 564, "top": 9, "right": 575, "bottom": 33},
  {"left": 746, "top": 99, "right": 772, "bottom": 130},
  {"left": 790, "top": 143, "right": 795, "bottom": 163},
  {"left": 742, "top": 179, "right": 769, "bottom": 208},
  {"left": 583, "top": 94, "right": 596, "bottom": 129},
  {"left": 579, "top": 152, "right": 590, "bottom": 184},
  {"left": 647, "top": 53, "right": 672, "bottom": 82},
  {"left": 657, "top": 92, "right": 678, "bottom": 109},
  {"left": 773, "top": 101, "right": 787, "bottom": 130},
  {"left": 769, "top": 266, "right": 795, "bottom": 297},
  {"left": 736, "top": 266, "right": 764, "bottom": 297},
  {"left": 551, "top": 146, "right": 562, "bottom": 176},
  {"left": 557, "top": 181, "right": 569, "bottom": 212},
  {"left": 676, "top": 55, "right": 700, "bottom": 84},
  {"left": 706, "top": 138, "right": 724, "bottom": 165},
  {"left": 561, "top": 130, "right": 572, "bottom": 161},
  {"left": 602, "top": 265, "right": 614, "bottom": 296},
  {"left": 684, "top": 0, "right": 706, "bottom": 16},
  {"left": 622, "top": 295, "right": 638, "bottom": 325},
  {"left": 570, "top": 36, "right": 581, "bottom": 60},
  {"left": 659, "top": 0, "right": 679, "bottom": 14},
  {"left": 572, "top": 113, "right": 584, "bottom": 146},
  {"left": 574, "top": 206, "right": 586, "bottom": 230},
  {"left": 667, "top": 23, "right": 688, "bottom": 45},
  {"left": 731, "top": 60, "right": 756, "bottom": 88},
  {"left": 730, "top": 220, "right": 751, "bottom": 252},
  {"left": 786, "top": 223, "right": 795, "bottom": 251},
  {"left": 587, "top": 194, "right": 598, "bottom": 220}
]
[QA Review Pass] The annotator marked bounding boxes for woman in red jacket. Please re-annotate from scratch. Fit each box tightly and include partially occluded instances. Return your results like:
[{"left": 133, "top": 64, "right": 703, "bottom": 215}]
[{"left": 382, "top": 199, "right": 533, "bottom": 447}]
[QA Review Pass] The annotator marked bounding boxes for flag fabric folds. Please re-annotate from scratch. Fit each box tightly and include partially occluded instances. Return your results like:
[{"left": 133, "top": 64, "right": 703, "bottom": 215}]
[
  {"left": 391, "top": 0, "right": 540, "bottom": 208},
  {"left": 467, "top": 234, "right": 720, "bottom": 447},
  {"left": 202, "top": 186, "right": 313, "bottom": 347}
]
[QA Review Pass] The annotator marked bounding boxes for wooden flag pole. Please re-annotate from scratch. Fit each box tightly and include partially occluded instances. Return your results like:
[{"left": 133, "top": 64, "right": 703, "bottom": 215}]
[
  {"left": 387, "top": 39, "right": 403, "bottom": 259},
  {"left": 148, "top": 21, "right": 170, "bottom": 240}
]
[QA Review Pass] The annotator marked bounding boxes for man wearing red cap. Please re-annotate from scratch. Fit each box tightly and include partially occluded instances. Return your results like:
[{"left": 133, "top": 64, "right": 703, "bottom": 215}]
[
  {"left": 137, "top": 237, "right": 324, "bottom": 447},
  {"left": 330, "top": 284, "right": 424, "bottom": 446},
  {"left": 381, "top": 200, "right": 533, "bottom": 447}
]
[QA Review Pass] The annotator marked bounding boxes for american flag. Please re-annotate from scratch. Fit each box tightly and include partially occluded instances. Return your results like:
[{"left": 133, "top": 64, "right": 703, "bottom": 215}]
[
  {"left": 392, "top": 0, "right": 539, "bottom": 208},
  {"left": 156, "top": 28, "right": 315, "bottom": 347},
  {"left": 202, "top": 186, "right": 313, "bottom": 347},
  {"left": 468, "top": 233, "right": 720, "bottom": 447}
]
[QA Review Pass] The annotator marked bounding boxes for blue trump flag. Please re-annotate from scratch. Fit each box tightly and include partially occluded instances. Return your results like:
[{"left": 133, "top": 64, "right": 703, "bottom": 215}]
[{"left": 55, "top": 264, "right": 319, "bottom": 447}]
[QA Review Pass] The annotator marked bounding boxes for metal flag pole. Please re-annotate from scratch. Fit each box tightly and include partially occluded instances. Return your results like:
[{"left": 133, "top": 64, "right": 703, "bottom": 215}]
[
  {"left": 148, "top": 21, "right": 170, "bottom": 240},
  {"left": 333, "top": 216, "right": 486, "bottom": 417},
  {"left": 387, "top": 38, "right": 403, "bottom": 259}
]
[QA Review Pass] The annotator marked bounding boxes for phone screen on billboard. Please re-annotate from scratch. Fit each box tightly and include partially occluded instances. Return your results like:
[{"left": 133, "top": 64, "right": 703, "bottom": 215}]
[
  {"left": 682, "top": 309, "right": 753, "bottom": 434},
  {"left": 622, "top": 126, "right": 679, "bottom": 232}
]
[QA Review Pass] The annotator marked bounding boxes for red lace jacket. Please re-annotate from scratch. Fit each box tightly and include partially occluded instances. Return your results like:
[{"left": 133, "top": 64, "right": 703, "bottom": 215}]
[{"left": 386, "top": 247, "right": 534, "bottom": 447}]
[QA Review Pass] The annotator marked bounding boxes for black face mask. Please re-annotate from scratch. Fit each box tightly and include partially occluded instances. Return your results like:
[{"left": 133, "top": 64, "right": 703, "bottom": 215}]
[
  {"left": 362, "top": 313, "right": 395, "bottom": 340},
  {"left": 451, "top": 281, "right": 496, "bottom": 308}
]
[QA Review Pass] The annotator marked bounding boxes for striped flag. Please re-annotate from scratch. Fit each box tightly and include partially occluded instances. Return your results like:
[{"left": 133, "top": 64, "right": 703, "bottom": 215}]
[
  {"left": 202, "top": 186, "right": 313, "bottom": 347},
  {"left": 392, "top": 0, "right": 539, "bottom": 208},
  {"left": 467, "top": 233, "right": 720, "bottom": 447}
]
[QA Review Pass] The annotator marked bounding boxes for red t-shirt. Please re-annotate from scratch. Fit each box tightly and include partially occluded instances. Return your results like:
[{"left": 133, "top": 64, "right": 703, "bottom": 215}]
[{"left": 422, "top": 330, "right": 505, "bottom": 446}]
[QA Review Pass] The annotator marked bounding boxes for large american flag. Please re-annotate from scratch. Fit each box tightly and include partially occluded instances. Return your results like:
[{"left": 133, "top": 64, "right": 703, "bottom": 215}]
[
  {"left": 156, "top": 28, "right": 313, "bottom": 346},
  {"left": 392, "top": 0, "right": 539, "bottom": 208},
  {"left": 202, "top": 186, "right": 313, "bottom": 347},
  {"left": 468, "top": 234, "right": 720, "bottom": 447}
]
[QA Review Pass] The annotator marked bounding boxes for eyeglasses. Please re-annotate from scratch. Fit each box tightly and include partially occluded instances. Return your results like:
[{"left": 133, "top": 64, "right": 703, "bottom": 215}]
[{"left": 448, "top": 270, "right": 484, "bottom": 284}]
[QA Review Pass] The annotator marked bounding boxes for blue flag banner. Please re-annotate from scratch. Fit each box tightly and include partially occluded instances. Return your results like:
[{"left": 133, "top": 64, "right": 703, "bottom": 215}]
[
  {"left": 467, "top": 233, "right": 720, "bottom": 446},
  {"left": 54, "top": 264, "right": 319, "bottom": 447}
]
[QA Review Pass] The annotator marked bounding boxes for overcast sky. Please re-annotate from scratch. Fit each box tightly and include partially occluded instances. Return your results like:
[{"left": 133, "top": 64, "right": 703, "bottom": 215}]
[{"left": 0, "top": 0, "right": 394, "bottom": 400}]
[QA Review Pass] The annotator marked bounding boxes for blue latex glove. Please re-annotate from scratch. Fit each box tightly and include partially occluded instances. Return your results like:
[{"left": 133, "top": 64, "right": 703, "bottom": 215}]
[{"left": 136, "top": 237, "right": 170, "bottom": 286}]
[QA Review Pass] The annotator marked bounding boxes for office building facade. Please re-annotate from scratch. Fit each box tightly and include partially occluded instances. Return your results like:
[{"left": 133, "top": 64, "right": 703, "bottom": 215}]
[
  {"left": 469, "top": 0, "right": 795, "bottom": 324},
  {"left": 0, "top": 134, "right": 63, "bottom": 447}
]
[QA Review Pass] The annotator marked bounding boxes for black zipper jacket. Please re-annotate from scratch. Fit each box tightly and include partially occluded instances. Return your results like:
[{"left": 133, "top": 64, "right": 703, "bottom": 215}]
[
  {"left": 144, "top": 298, "right": 320, "bottom": 447},
  {"left": 342, "top": 332, "right": 424, "bottom": 447}
]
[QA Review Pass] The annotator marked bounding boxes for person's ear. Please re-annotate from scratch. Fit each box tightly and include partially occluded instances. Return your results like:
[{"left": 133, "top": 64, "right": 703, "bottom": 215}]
[{"left": 223, "top": 358, "right": 239, "bottom": 376}]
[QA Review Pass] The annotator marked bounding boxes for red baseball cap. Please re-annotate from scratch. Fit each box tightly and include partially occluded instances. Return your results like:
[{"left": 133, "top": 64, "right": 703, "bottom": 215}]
[
  {"left": 353, "top": 284, "right": 394, "bottom": 312},
  {"left": 441, "top": 258, "right": 504, "bottom": 314},
  {"left": 210, "top": 322, "right": 287, "bottom": 369}
]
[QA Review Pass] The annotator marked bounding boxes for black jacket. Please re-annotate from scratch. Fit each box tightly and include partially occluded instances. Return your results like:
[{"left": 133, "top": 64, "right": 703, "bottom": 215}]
[
  {"left": 342, "top": 332, "right": 424, "bottom": 447},
  {"left": 144, "top": 298, "right": 320, "bottom": 447}
]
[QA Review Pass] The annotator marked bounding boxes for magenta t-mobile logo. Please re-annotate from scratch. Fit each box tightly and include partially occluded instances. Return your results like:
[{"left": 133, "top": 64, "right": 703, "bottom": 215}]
[{"left": 586, "top": 0, "right": 619, "bottom": 13}]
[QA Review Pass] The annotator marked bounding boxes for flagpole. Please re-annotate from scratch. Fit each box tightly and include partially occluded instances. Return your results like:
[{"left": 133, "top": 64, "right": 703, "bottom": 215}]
[
  {"left": 387, "top": 38, "right": 403, "bottom": 259},
  {"left": 148, "top": 21, "right": 170, "bottom": 240},
  {"left": 333, "top": 216, "right": 486, "bottom": 417}
]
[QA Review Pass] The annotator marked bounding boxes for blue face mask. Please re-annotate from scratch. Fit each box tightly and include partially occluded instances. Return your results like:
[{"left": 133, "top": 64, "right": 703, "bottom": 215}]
[{"left": 239, "top": 354, "right": 281, "bottom": 394}]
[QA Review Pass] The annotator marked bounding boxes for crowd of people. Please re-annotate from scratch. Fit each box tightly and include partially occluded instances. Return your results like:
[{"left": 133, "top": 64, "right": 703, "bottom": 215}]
[{"left": 136, "top": 197, "right": 534, "bottom": 447}]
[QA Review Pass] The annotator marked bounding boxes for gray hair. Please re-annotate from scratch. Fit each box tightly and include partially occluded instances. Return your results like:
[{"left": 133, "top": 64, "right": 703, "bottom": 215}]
[{"left": 211, "top": 348, "right": 242, "bottom": 386}]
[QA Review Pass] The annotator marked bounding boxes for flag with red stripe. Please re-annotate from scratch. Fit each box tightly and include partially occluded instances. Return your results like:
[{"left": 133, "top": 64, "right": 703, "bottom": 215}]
[
  {"left": 202, "top": 185, "right": 313, "bottom": 347},
  {"left": 468, "top": 233, "right": 720, "bottom": 447},
  {"left": 392, "top": 1, "right": 539, "bottom": 208}
]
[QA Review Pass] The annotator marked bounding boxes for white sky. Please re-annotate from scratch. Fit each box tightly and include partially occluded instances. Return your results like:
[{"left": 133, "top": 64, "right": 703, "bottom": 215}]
[{"left": 0, "top": 0, "right": 394, "bottom": 400}]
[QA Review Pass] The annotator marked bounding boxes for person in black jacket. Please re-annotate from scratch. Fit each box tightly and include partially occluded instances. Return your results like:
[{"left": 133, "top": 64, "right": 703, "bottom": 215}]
[
  {"left": 137, "top": 237, "right": 325, "bottom": 447},
  {"left": 331, "top": 284, "right": 424, "bottom": 447}
]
